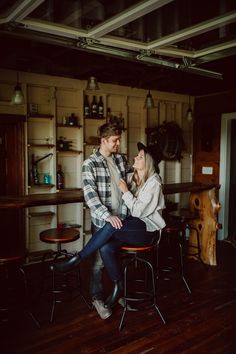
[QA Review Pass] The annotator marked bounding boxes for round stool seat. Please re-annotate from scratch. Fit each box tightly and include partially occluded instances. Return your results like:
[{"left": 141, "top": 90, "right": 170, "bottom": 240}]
[
  {"left": 40, "top": 227, "right": 80, "bottom": 244},
  {"left": 121, "top": 245, "right": 155, "bottom": 252},
  {"left": 169, "top": 208, "right": 199, "bottom": 222},
  {"left": 164, "top": 223, "right": 185, "bottom": 233},
  {"left": 0, "top": 254, "right": 25, "bottom": 265}
]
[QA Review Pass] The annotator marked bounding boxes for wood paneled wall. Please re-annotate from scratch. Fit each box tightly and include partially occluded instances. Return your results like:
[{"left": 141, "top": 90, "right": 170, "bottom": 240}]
[{"left": 193, "top": 90, "right": 236, "bottom": 184}]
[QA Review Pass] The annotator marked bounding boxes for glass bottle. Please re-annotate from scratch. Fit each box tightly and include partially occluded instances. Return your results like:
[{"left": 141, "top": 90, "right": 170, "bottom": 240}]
[
  {"left": 68, "top": 113, "right": 78, "bottom": 126},
  {"left": 57, "top": 164, "right": 64, "bottom": 189},
  {"left": 84, "top": 95, "right": 90, "bottom": 118},
  {"left": 31, "top": 154, "right": 39, "bottom": 185},
  {"left": 91, "top": 95, "right": 97, "bottom": 118},
  {"left": 97, "top": 96, "right": 104, "bottom": 118}
]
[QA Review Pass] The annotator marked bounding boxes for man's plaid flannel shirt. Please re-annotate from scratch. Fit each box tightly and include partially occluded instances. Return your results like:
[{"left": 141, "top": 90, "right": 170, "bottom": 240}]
[{"left": 82, "top": 149, "right": 129, "bottom": 229}]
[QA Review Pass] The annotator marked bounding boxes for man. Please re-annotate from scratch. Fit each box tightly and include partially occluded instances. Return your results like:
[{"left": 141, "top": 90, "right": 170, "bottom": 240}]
[{"left": 82, "top": 122, "right": 128, "bottom": 319}]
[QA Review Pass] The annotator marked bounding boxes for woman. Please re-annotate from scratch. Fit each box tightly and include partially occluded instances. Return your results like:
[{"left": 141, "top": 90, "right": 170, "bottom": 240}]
[{"left": 53, "top": 142, "right": 166, "bottom": 308}]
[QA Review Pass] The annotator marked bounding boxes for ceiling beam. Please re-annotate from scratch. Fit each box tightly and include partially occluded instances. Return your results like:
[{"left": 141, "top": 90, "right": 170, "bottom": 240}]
[
  {"left": 87, "top": 0, "right": 174, "bottom": 38},
  {"left": 0, "top": 0, "right": 44, "bottom": 24},
  {"left": 20, "top": 19, "right": 88, "bottom": 39},
  {"left": 147, "top": 10, "right": 236, "bottom": 49}
]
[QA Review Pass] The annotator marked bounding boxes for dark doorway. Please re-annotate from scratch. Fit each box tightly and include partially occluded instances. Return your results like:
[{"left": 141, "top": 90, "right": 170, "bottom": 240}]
[
  {"left": 0, "top": 114, "right": 26, "bottom": 253},
  {"left": 228, "top": 119, "right": 236, "bottom": 243}
]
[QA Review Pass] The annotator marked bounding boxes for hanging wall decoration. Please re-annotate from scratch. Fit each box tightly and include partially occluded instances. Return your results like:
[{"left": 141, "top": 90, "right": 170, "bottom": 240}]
[{"left": 146, "top": 121, "right": 185, "bottom": 162}]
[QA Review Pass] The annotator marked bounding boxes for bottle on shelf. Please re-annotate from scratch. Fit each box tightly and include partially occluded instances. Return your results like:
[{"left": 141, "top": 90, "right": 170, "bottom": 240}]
[
  {"left": 97, "top": 96, "right": 104, "bottom": 118},
  {"left": 57, "top": 164, "right": 64, "bottom": 189},
  {"left": 84, "top": 95, "right": 90, "bottom": 118},
  {"left": 29, "top": 154, "right": 39, "bottom": 185},
  {"left": 68, "top": 113, "right": 78, "bottom": 126},
  {"left": 91, "top": 95, "right": 97, "bottom": 118}
]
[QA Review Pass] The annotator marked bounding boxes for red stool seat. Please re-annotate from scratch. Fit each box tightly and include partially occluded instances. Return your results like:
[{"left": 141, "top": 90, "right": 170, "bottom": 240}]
[{"left": 121, "top": 245, "right": 155, "bottom": 252}]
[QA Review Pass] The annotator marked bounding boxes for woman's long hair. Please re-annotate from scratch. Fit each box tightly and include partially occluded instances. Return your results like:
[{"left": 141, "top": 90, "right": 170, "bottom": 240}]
[{"left": 130, "top": 152, "right": 156, "bottom": 194}]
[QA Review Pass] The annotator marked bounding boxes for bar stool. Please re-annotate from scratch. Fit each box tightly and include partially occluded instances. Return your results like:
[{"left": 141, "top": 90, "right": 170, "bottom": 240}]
[
  {"left": 160, "top": 222, "right": 192, "bottom": 294},
  {"left": 119, "top": 238, "right": 166, "bottom": 331},
  {"left": 39, "top": 227, "right": 80, "bottom": 261},
  {"left": 169, "top": 208, "right": 203, "bottom": 263},
  {"left": 39, "top": 227, "right": 88, "bottom": 322},
  {"left": 0, "top": 250, "right": 40, "bottom": 328}
]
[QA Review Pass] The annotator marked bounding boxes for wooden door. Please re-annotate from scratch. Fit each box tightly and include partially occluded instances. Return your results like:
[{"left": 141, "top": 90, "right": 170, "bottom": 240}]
[{"left": 0, "top": 114, "right": 25, "bottom": 253}]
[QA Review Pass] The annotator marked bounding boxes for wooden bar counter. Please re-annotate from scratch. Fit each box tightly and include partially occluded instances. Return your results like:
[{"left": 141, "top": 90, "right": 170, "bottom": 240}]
[
  {"left": 0, "top": 183, "right": 217, "bottom": 209},
  {"left": 0, "top": 189, "right": 84, "bottom": 209},
  {"left": 0, "top": 183, "right": 220, "bottom": 265}
]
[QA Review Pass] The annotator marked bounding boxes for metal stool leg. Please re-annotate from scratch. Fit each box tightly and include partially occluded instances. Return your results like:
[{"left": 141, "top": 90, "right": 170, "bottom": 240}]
[
  {"left": 119, "top": 261, "right": 128, "bottom": 331},
  {"left": 19, "top": 267, "right": 41, "bottom": 328},
  {"left": 119, "top": 252, "right": 166, "bottom": 331},
  {"left": 178, "top": 242, "right": 192, "bottom": 294},
  {"left": 187, "top": 225, "right": 207, "bottom": 267}
]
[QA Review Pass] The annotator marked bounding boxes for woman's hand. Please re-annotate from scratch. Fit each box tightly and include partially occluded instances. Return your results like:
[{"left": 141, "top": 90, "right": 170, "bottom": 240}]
[{"left": 119, "top": 178, "right": 129, "bottom": 193}]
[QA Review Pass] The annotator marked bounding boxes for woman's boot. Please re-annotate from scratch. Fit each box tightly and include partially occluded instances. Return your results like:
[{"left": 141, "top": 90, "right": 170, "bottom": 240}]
[
  {"left": 51, "top": 253, "right": 81, "bottom": 273},
  {"left": 104, "top": 280, "right": 123, "bottom": 308}
]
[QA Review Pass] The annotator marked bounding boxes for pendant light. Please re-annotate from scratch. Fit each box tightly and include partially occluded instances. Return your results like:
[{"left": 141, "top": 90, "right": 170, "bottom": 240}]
[
  {"left": 186, "top": 95, "right": 193, "bottom": 121},
  {"left": 144, "top": 90, "right": 154, "bottom": 109},
  {"left": 11, "top": 72, "right": 25, "bottom": 105},
  {"left": 86, "top": 76, "right": 99, "bottom": 90}
]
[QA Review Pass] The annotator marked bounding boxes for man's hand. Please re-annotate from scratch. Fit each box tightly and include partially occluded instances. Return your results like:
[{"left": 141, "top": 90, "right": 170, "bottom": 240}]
[
  {"left": 106, "top": 215, "right": 123, "bottom": 229},
  {"left": 119, "top": 178, "right": 129, "bottom": 193}
]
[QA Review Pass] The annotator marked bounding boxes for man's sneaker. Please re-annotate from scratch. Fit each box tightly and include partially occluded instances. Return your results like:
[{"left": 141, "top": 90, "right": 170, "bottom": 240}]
[{"left": 92, "top": 299, "right": 112, "bottom": 320}]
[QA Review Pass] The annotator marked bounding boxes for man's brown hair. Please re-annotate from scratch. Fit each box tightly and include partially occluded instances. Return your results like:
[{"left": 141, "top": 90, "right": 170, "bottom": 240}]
[{"left": 98, "top": 122, "right": 122, "bottom": 138}]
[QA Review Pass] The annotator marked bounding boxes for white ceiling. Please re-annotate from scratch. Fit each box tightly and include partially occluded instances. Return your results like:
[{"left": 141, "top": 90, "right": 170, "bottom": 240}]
[{"left": 1, "top": 0, "right": 236, "bottom": 94}]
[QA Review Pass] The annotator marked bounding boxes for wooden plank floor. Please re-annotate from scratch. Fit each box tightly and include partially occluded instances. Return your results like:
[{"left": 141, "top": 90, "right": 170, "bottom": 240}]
[{"left": 1, "top": 241, "right": 236, "bottom": 354}]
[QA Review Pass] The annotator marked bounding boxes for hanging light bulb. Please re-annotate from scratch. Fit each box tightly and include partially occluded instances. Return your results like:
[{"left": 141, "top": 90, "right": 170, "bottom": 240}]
[
  {"left": 11, "top": 72, "right": 25, "bottom": 105},
  {"left": 86, "top": 76, "right": 99, "bottom": 90},
  {"left": 144, "top": 90, "right": 154, "bottom": 109},
  {"left": 186, "top": 95, "right": 193, "bottom": 121}
]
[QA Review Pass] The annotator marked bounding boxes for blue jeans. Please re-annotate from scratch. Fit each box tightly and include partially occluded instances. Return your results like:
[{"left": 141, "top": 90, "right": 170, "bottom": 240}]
[
  {"left": 82, "top": 217, "right": 158, "bottom": 292},
  {"left": 89, "top": 224, "right": 104, "bottom": 300}
]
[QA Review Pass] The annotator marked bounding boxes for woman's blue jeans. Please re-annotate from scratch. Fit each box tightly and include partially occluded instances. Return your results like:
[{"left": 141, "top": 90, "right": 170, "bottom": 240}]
[{"left": 80, "top": 216, "right": 158, "bottom": 282}]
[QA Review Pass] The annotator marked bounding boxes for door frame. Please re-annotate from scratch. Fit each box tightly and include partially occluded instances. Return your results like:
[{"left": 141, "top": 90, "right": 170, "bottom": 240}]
[{"left": 219, "top": 112, "right": 236, "bottom": 240}]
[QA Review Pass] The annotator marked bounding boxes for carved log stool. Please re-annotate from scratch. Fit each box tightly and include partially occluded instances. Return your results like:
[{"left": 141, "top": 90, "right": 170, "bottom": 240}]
[{"left": 189, "top": 188, "right": 221, "bottom": 266}]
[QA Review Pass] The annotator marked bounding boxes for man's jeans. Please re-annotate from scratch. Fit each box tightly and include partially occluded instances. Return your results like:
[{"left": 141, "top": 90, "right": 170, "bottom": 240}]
[{"left": 89, "top": 224, "right": 104, "bottom": 300}]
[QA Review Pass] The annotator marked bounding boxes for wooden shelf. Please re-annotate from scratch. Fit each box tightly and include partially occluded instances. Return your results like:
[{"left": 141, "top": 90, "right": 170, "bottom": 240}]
[
  {"left": 84, "top": 143, "right": 99, "bottom": 146},
  {"left": 58, "top": 223, "right": 82, "bottom": 228},
  {"left": 28, "top": 144, "right": 55, "bottom": 148},
  {"left": 57, "top": 124, "right": 82, "bottom": 128},
  {"left": 28, "top": 184, "right": 55, "bottom": 188},
  {"left": 57, "top": 188, "right": 82, "bottom": 192},
  {"left": 28, "top": 211, "right": 55, "bottom": 217},
  {"left": 28, "top": 114, "right": 54, "bottom": 119},
  {"left": 57, "top": 149, "right": 82, "bottom": 154},
  {"left": 84, "top": 117, "right": 106, "bottom": 120}
]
